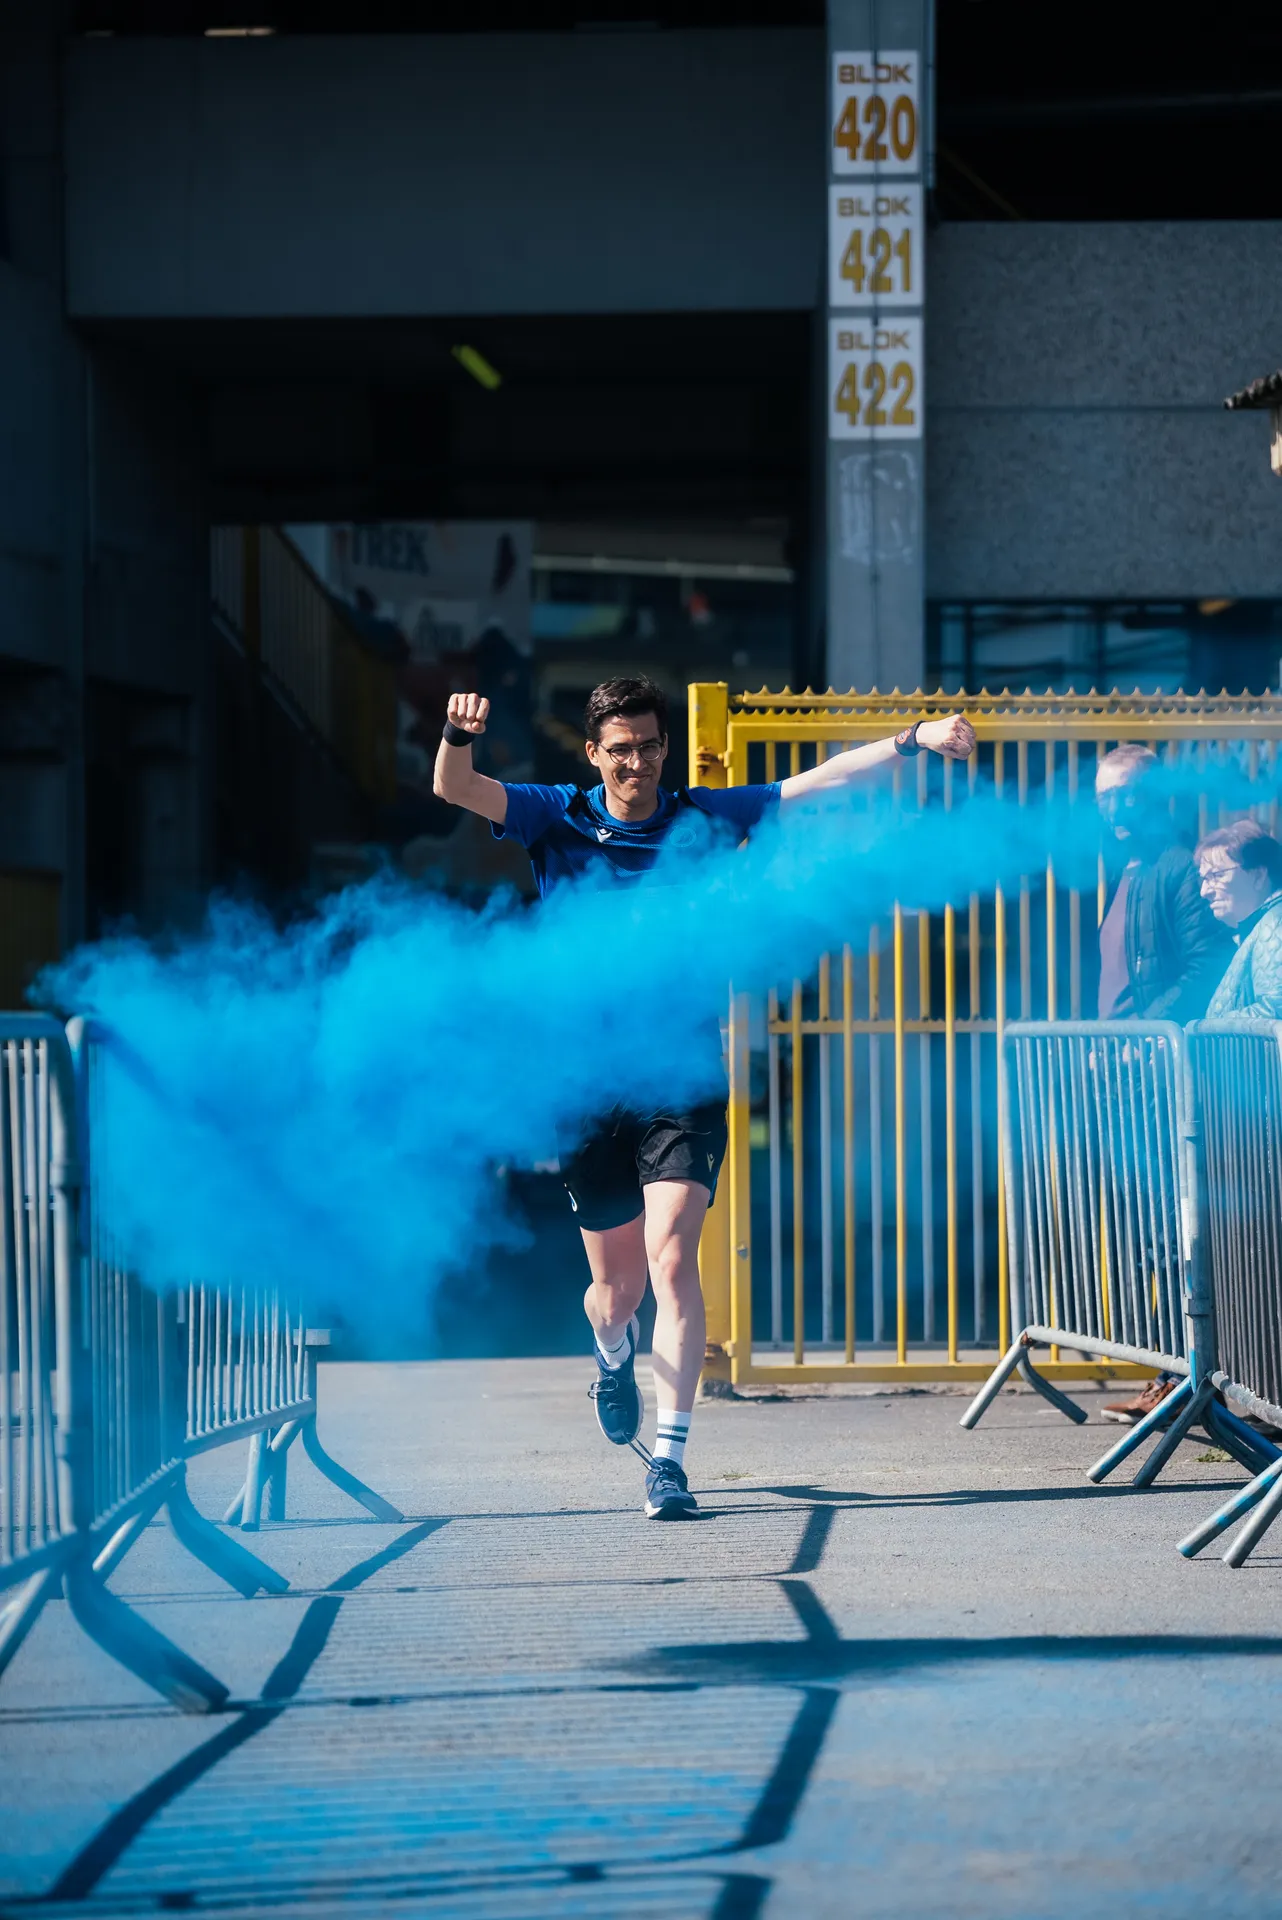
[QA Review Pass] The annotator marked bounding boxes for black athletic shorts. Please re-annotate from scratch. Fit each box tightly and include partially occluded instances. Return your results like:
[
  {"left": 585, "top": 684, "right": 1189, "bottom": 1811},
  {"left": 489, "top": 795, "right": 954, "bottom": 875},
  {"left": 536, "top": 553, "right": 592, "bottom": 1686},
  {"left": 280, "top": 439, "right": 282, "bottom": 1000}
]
[{"left": 557, "top": 1100, "right": 729, "bottom": 1232}]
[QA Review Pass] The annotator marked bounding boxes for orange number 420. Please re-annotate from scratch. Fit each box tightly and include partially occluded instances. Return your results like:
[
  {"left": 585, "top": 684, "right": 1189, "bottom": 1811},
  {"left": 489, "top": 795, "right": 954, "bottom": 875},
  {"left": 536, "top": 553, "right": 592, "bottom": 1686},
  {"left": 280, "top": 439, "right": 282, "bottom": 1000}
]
[{"left": 834, "top": 93, "right": 918, "bottom": 164}]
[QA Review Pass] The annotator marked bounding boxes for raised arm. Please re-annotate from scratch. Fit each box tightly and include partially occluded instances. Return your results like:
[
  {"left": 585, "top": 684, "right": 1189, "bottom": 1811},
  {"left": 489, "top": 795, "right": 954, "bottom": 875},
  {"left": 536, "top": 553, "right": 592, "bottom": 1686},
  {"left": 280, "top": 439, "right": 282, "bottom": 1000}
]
[
  {"left": 778, "top": 714, "right": 976, "bottom": 809},
  {"left": 432, "top": 693, "right": 509, "bottom": 826}
]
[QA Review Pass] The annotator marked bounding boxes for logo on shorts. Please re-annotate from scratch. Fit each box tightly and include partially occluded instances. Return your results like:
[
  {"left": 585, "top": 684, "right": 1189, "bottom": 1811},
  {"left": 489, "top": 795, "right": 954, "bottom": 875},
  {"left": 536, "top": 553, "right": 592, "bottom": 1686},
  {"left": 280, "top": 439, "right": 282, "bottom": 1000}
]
[{"left": 707, "top": 1152, "right": 715, "bottom": 1171}]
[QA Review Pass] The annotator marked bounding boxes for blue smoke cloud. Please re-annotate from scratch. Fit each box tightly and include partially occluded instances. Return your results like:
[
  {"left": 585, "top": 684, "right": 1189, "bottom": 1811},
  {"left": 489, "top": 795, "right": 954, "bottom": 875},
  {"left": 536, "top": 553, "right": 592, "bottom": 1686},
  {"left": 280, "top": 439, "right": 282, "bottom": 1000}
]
[{"left": 36, "top": 769, "right": 1239, "bottom": 1326}]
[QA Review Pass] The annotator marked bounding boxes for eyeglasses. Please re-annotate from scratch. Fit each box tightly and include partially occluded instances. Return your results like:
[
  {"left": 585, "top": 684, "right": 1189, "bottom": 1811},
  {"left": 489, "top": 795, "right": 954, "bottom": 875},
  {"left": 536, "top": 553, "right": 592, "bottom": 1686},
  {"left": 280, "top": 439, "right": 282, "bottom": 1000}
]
[
  {"left": 602, "top": 739, "right": 664, "bottom": 765},
  {"left": 1199, "top": 864, "right": 1241, "bottom": 889}
]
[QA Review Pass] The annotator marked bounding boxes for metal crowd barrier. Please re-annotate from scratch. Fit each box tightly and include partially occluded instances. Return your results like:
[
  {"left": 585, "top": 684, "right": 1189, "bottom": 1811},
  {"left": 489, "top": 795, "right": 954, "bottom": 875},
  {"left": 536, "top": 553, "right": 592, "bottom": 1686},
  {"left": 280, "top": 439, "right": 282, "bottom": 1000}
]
[
  {"left": 1179, "top": 1020, "right": 1282, "bottom": 1567},
  {"left": 959, "top": 1022, "right": 1270, "bottom": 1487},
  {"left": 0, "top": 1016, "right": 401, "bottom": 1713},
  {"left": 0, "top": 1021, "right": 82, "bottom": 1669}
]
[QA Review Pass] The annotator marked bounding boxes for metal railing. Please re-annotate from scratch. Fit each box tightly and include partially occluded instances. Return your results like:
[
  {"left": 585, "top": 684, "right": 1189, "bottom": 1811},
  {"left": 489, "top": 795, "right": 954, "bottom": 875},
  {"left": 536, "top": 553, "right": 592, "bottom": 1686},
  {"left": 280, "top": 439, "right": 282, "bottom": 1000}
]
[
  {"left": 0, "top": 1019, "right": 227, "bottom": 1710},
  {"left": 74, "top": 1020, "right": 401, "bottom": 1549},
  {"left": 689, "top": 682, "right": 1282, "bottom": 1386},
  {"left": 0, "top": 1017, "right": 402, "bottom": 1713},
  {"left": 183, "top": 1284, "right": 310, "bottom": 1452},
  {"left": 990, "top": 1022, "right": 1193, "bottom": 1368},
  {"left": 1179, "top": 1021, "right": 1282, "bottom": 1566},
  {"left": 960, "top": 1022, "right": 1220, "bottom": 1486},
  {"left": 957, "top": 1016, "right": 1280, "bottom": 1504},
  {"left": 77, "top": 1018, "right": 180, "bottom": 1538},
  {"left": 212, "top": 525, "right": 398, "bottom": 805},
  {"left": 0, "top": 1022, "right": 80, "bottom": 1622}
]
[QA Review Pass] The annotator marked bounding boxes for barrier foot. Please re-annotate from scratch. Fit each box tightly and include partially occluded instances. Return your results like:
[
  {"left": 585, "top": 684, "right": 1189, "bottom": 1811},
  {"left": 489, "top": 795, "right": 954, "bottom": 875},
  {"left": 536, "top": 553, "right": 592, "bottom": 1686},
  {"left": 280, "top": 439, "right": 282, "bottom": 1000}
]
[
  {"left": 1087, "top": 1375, "right": 1194, "bottom": 1485},
  {"left": 224, "top": 1419, "right": 306, "bottom": 1528},
  {"left": 265, "top": 1430, "right": 289, "bottom": 1523},
  {"left": 1131, "top": 1381, "right": 1212, "bottom": 1489},
  {"left": 0, "top": 1562, "right": 63, "bottom": 1679},
  {"left": 64, "top": 1557, "right": 229, "bottom": 1714},
  {"left": 238, "top": 1430, "right": 270, "bottom": 1533},
  {"left": 302, "top": 1418, "right": 403, "bottom": 1522},
  {"left": 959, "top": 1336, "right": 1029, "bottom": 1430},
  {"left": 1178, "top": 1452, "right": 1282, "bottom": 1559},
  {"left": 167, "top": 1473, "right": 290, "bottom": 1597},
  {"left": 1224, "top": 1460, "right": 1282, "bottom": 1568},
  {"left": 1017, "top": 1354, "right": 1090, "bottom": 1425},
  {"left": 1202, "top": 1401, "right": 1281, "bottom": 1478}
]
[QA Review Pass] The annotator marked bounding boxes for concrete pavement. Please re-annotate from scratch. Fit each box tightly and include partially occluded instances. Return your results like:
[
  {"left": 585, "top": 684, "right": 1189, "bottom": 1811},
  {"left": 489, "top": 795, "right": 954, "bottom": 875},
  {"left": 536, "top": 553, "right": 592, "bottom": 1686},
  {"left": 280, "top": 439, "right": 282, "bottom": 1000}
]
[{"left": 2, "top": 1359, "right": 1280, "bottom": 1917}]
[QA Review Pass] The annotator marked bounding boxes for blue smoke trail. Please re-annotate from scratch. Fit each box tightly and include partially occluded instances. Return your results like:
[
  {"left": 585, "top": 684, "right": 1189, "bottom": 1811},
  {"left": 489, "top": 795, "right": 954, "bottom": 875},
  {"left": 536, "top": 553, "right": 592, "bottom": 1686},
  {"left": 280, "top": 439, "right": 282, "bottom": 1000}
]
[{"left": 34, "top": 770, "right": 1226, "bottom": 1325}]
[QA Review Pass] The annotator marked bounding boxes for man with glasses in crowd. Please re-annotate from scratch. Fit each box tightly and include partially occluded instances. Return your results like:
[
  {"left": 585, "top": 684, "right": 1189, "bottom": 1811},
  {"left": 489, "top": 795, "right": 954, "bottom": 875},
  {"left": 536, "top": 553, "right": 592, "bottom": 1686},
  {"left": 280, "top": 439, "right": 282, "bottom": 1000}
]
[
  {"left": 435, "top": 674, "right": 974, "bottom": 1517},
  {"left": 1094, "top": 743, "right": 1233, "bottom": 1423}
]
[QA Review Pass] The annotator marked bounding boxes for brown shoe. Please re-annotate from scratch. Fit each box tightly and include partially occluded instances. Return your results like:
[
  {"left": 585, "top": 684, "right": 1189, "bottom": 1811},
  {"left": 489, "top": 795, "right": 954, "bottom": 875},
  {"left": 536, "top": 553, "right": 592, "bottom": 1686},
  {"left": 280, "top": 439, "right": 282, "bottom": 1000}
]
[{"left": 1101, "top": 1377, "right": 1177, "bottom": 1425}]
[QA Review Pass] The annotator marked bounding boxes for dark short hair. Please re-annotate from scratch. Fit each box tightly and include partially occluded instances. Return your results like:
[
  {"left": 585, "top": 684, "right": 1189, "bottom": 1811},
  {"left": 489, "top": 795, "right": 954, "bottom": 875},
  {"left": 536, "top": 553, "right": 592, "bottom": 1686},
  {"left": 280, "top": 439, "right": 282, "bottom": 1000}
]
[
  {"left": 1195, "top": 819, "right": 1282, "bottom": 889},
  {"left": 583, "top": 676, "right": 669, "bottom": 743}
]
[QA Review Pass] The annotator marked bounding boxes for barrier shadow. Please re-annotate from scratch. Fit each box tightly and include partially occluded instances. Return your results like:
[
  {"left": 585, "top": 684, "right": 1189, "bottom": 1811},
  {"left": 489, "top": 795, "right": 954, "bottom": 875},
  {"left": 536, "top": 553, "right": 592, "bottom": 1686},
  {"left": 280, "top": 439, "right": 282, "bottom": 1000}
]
[
  {"left": 44, "top": 1518, "right": 449, "bottom": 1903},
  {"left": 757, "top": 1478, "right": 1245, "bottom": 1509}
]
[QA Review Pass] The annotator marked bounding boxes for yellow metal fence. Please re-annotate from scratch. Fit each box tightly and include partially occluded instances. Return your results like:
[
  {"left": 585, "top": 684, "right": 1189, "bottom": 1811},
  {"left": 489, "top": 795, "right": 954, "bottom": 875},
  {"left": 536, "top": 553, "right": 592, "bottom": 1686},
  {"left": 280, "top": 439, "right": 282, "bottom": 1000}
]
[
  {"left": 690, "top": 683, "right": 1282, "bottom": 1386},
  {"left": 0, "top": 871, "right": 61, "bottom": 1012}
]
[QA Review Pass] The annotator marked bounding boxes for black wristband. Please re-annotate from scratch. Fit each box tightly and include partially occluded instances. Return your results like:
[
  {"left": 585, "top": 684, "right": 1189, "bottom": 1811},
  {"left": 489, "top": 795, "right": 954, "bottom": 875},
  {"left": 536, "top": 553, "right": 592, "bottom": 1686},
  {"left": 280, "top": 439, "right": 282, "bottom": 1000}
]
[
  {"left": 442, "top": 718, "right": 477, "bottom": 748},
  {"left": 894, "top": 721, "right": 923, "bottom": 757}
]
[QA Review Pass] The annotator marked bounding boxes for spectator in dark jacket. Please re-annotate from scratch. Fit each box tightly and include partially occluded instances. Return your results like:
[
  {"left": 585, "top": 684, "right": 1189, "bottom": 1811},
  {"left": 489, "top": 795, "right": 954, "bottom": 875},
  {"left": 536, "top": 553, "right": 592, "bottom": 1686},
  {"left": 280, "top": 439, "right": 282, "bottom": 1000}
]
[
  {"left": 1095, "top": 743, "right": 1234, "bottom": 1023},
  {"left": 1095, "top": 743, "right": 1234, "bottom": 1424}
]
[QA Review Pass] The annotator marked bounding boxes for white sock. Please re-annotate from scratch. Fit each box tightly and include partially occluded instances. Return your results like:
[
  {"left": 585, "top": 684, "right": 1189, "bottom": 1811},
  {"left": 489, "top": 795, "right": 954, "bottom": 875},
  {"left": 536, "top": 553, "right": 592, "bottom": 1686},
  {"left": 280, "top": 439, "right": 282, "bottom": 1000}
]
[
  {"left": 653, "top": 1410, "right": 691, "bottom": 1470},
  {"left": 595, "top": 1318, "right": 635, "bottom": 1370}
]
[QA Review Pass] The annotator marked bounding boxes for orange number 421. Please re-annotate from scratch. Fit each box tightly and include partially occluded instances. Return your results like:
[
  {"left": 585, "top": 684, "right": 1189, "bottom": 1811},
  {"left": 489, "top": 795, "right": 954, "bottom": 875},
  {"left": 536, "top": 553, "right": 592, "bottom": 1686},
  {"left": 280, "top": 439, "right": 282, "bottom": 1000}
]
[{"left": 840, "top": 228, "right": 913, "bottom": 295}]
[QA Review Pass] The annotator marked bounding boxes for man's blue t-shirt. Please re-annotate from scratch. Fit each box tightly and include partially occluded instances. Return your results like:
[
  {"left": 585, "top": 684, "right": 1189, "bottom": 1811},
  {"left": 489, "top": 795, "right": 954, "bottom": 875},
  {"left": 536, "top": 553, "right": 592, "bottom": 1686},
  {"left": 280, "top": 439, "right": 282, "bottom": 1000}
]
[{"left": 493, "top": 780, "right": 782, "bottom": 898}]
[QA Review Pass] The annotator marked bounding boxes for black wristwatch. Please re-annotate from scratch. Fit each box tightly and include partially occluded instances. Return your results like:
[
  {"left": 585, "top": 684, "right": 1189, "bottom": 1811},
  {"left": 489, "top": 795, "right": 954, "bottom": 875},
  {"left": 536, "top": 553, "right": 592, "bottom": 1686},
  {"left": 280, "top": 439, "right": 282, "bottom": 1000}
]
[{"left": 894, "top": 721, "right": 923, "bottom": 757}]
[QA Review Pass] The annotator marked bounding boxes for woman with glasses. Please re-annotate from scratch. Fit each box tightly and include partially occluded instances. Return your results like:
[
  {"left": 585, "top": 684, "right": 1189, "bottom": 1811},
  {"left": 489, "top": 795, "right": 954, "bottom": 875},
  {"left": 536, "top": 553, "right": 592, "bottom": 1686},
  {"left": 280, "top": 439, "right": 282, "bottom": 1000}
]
[
  {"left": 1197, "top": 821, "right": 1282, "bottom": 1018},
  {"left": 434, "top": 674, "right": 973, "bottom": 1518}
]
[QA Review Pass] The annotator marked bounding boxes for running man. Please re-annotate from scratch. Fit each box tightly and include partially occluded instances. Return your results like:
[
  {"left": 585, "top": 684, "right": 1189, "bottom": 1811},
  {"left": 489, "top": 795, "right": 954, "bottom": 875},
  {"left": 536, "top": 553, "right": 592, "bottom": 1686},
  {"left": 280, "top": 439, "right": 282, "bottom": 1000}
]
[{"left": 435, "top": 676, "right": 974, "bottom": 1517}]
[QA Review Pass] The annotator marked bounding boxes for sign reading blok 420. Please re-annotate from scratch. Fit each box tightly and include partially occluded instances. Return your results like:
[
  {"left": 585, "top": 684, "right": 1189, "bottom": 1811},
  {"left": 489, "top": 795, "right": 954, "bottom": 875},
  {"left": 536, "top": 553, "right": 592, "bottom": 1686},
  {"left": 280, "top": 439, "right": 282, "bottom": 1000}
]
[{"left": 830, "top": 52, "right": 921, "bottom": 177}]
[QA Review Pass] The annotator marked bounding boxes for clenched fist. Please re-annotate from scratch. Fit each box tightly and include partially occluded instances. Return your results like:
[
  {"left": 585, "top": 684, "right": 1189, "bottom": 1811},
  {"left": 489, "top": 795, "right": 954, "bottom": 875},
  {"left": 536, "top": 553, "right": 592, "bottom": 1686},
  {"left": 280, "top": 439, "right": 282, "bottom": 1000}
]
[
  {"left": 447, "top": 692, "right": 489, "bottom": 736},
  {"left": 916, "top": 713, "right": 975, "bottom": 760}
]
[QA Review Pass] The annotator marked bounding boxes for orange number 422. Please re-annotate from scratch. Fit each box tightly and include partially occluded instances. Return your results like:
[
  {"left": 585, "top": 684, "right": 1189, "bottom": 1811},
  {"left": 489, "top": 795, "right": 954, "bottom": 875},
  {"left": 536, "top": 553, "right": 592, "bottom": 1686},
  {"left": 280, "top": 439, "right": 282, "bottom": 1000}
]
[{"left": 835, "top": 360, "right": 917, "bottom": 430}]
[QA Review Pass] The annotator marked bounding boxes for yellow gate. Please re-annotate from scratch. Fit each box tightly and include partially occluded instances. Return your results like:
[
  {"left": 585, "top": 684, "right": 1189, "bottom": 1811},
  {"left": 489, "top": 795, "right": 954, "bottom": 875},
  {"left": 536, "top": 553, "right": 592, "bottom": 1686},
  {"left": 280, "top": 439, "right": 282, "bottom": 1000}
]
[{"left": 690, "top": 682, "right": 1282, "bottom": 1386}]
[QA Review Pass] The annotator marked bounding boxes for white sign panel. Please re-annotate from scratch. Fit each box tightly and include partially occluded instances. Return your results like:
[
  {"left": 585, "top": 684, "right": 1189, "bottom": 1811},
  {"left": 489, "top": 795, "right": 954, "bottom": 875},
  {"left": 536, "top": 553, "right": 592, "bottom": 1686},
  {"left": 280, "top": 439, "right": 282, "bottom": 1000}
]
[
  {"left": 828, "top": 318, "right": 923, "bottom": 441},
  {"left": 329, "top": 521, "right": 532, "bottom": 660},
  {"left": 828, "top": 183, "right": 923, "bottom": 310},
  {"left": 830, "top": 50, "right": 921, "bottom": 177}
]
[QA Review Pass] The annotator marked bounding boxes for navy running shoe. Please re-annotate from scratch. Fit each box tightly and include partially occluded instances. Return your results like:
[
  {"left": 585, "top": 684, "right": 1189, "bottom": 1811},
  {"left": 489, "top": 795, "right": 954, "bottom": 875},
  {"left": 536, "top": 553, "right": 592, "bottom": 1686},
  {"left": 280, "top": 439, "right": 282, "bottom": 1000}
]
[
  {"left": 644, "top": 1457, "right": 698, "bottom": 1520},
  {"left": 588, "top": 1315, "right": 643, "bottom": 1446}
]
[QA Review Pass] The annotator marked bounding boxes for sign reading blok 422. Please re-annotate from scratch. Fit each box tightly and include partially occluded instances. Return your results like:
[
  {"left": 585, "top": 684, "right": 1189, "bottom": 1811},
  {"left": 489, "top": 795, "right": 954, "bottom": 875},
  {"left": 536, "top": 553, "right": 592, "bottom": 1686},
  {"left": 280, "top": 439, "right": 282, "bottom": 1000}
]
[{"left": 828, "top": 320, "right": 922, "bottom": 441}]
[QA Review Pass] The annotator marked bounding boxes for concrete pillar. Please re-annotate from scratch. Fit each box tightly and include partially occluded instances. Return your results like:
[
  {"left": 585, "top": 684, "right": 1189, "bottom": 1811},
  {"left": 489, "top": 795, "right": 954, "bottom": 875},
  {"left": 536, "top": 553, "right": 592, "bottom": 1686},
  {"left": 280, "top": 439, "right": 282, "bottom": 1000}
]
[
  {"left": 824, "top": 0, "right": 932, "bottom": 694},
  {"left": 0, "top": 6, "right": 88, "bottom": 971}
]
